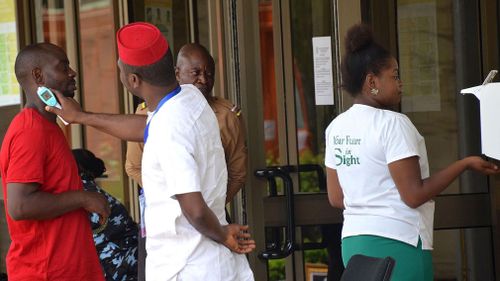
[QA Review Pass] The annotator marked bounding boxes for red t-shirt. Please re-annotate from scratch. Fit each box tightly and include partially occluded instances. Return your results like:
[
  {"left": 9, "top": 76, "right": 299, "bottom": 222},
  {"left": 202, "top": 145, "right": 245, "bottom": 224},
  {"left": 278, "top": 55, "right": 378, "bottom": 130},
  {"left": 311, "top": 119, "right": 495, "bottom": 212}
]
[{"left": 0, "top": 108, "right": 104, "bottom": 281}]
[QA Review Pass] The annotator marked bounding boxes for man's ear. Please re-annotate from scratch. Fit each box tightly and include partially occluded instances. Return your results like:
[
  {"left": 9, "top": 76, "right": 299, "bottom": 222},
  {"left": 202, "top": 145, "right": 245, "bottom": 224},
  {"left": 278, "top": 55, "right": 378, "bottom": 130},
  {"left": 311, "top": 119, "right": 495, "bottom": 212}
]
[
  {"left": 174, "top": 67, "right": 180, "bottom": 82},
  {"left": 32, "top": 68, "right": 44, "bottom": 85},
  {"left": 128, "top": 73, "right": 141, "bottom": 89}
]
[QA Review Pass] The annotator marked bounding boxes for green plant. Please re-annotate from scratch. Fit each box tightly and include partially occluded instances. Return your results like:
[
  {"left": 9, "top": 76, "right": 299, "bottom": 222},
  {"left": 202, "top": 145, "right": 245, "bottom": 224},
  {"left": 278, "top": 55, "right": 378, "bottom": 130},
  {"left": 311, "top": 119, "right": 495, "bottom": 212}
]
[
  {"left": 304, "top": 248, "right": 328, "bottom": 264},
  {"left": 268, "top": 259, "right": 286, "bottom": 281},
  {"left": 298, "top": 148, "right": 325, "bottom": 193}
]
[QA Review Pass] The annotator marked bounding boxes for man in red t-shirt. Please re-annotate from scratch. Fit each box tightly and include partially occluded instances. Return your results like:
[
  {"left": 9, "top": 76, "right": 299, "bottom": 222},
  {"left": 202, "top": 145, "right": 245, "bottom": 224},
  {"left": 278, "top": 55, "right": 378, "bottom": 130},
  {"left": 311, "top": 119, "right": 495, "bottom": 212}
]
[{"left": 0, "top": 43, "right": 110, "bottom": 280}]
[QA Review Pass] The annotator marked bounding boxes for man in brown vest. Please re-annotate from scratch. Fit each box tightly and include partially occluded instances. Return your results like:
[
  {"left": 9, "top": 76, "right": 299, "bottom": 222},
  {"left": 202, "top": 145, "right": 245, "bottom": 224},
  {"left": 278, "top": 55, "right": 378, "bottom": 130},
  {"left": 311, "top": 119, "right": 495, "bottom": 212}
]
[{"left": 175, "top": 43, "right": 248, "bottom": 204}]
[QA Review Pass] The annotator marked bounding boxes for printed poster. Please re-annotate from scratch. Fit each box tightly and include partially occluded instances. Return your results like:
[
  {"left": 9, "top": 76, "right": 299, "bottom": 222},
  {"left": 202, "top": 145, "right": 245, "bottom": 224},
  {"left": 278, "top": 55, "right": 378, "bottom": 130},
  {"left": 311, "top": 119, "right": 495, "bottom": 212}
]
[
  {"left": 312, "top": 36, "right": 334, "bottom": 105},
  {"left": 145, "top": 0, "right": 173, "bottom": 47}
]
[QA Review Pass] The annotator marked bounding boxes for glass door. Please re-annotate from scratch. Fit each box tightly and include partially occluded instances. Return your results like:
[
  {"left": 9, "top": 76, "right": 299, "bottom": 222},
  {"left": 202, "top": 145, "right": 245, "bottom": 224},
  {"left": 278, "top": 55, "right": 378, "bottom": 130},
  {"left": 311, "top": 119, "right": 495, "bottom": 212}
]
[
  {"left": 256, "top": 1, "right": 344, "bottom": 280},
  {"left": 251, "top": 0, "right": 500, "bottom": 280}
]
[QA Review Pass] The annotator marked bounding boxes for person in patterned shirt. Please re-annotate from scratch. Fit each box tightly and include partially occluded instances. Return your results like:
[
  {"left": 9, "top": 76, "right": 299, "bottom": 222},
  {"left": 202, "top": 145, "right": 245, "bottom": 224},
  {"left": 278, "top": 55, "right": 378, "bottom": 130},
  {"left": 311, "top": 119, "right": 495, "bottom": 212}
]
[{"left": 72, "top": 148, "right": 138, "bottom": 281}]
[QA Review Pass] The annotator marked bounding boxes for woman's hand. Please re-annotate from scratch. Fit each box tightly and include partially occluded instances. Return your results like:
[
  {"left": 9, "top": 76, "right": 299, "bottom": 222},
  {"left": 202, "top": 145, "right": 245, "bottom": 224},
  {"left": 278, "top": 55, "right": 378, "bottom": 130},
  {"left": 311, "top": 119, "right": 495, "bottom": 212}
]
[
  {"left": 390, "top": 155, "right": 500, "bottom": 209},
  {"left": 465, "top": 156, "right": 500, "bottom": 175}
]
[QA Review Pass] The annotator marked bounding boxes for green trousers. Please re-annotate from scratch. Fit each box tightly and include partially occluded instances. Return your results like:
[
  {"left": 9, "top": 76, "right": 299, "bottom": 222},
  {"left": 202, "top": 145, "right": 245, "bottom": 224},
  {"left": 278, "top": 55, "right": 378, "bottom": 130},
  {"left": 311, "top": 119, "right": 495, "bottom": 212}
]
[{"left": 342, "top": 235, "right": 433, "bottom": 281}]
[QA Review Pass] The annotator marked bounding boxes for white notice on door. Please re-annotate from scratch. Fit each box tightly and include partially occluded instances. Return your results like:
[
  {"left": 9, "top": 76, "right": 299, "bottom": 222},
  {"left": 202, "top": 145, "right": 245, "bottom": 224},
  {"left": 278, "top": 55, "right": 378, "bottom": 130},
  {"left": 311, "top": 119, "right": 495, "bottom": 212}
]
[{"left": 312, "top": 36, "right": 334, "bottom": 105}]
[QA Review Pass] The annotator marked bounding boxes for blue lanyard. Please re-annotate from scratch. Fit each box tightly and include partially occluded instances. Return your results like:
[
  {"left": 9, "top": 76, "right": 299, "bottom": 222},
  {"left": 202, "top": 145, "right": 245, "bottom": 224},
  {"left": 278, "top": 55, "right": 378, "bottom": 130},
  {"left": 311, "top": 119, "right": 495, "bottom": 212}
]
[{"left": 143, "top": 86, "right": 182, "bottom": 143}]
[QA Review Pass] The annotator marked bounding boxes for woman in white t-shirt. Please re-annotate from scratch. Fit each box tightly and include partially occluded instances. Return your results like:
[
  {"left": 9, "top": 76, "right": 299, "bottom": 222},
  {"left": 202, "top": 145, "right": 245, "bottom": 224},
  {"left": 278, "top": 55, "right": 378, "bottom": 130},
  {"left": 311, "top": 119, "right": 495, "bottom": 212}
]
[{"left": 325, "top": 24, "right": 499, "bottom": 281}]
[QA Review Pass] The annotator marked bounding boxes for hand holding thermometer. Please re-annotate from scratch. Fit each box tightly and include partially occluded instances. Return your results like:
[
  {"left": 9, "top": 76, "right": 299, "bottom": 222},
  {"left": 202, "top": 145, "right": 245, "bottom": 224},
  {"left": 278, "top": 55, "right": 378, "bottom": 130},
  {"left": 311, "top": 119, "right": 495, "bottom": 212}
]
[{"left": 37, "top": 86, "right": 69, "bottom": 125}]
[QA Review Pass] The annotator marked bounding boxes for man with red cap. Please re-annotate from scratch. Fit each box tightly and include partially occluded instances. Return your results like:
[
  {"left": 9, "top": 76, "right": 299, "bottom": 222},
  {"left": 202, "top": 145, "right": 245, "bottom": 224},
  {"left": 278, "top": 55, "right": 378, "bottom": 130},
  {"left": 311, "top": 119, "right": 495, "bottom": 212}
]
[{"left": 46, "top": 22, "right": 255, "bottom": 280}]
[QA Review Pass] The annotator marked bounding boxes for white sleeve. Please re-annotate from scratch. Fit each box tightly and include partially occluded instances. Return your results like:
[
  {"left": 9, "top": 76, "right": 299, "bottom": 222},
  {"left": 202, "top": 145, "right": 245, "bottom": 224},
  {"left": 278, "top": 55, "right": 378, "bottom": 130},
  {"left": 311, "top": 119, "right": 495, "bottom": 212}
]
[
  {"left": 382, "top": 115, "right": 422, "bottom": 164},
  {"left": 324, "top": 124, "right": 337, "bottom": 169},
  {"left": 156, "top": 118, "right": 201, "bottom": 199}
]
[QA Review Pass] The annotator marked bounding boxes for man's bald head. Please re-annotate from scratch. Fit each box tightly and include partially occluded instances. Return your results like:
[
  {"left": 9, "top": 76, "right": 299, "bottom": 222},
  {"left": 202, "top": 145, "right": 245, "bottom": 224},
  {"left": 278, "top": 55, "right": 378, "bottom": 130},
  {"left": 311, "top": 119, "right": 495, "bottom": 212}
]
[
  {"left": 175, "top": 43, "right": 215, "bottom": 98},
  {"left": 176, "top": 43, "right": 214, "bottom": 66},
  {"left": 15, "top": 43, "right": 64, "bottom": 84}
]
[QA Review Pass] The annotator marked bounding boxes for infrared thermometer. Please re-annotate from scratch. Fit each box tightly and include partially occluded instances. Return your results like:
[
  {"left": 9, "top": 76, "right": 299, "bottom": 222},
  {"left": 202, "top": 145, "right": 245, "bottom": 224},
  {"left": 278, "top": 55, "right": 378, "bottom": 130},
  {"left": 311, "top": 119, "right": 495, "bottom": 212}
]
[
  {"left": 37, "top": 86, "right": 69, "bottom": 125},
  {"left": 482, "top": 70, "right": 498, "bottom": 85}
]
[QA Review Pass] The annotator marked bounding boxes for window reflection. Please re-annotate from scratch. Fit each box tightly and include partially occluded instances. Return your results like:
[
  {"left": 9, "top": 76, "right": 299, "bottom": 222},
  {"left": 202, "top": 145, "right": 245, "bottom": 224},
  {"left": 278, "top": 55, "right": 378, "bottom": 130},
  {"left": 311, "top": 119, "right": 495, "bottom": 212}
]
[
  {"left": 259, "top": 0, "right": 280, "bottom": 167},
  {"left": 258, "top": 2, "right": 286, "bottom": 280},
  {"left": 78, "top": 0, "right": 125, "bottom": 203},
  {"left": 290, "top": 0, "right": 337, "bottom": 193},
  {"left": 289, "top": 1, "right": 340, "bottom": 280},
  {"left": 37, "top": 0, "right": 67, "bottom": 47},
  {"left": 144, "top": 1, "right": 174, "bottom": 48},
  {"left": 144, "top": 0, "right": 189, "bottom": 56}
]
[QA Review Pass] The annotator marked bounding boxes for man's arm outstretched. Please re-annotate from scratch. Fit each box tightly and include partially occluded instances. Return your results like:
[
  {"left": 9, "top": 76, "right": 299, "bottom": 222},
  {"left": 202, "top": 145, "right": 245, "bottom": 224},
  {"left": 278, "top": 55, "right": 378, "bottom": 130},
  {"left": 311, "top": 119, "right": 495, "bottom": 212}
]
[{"left": 45, "top": 89, "right": 146, "bottom": 142}]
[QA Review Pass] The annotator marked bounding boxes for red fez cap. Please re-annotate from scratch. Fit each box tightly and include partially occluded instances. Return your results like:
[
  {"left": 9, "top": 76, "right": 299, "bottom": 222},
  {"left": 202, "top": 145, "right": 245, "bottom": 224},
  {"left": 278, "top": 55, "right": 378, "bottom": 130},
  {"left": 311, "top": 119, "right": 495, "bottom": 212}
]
[{"left": 116, "top": 22, "right": 169, "bottom": 66}]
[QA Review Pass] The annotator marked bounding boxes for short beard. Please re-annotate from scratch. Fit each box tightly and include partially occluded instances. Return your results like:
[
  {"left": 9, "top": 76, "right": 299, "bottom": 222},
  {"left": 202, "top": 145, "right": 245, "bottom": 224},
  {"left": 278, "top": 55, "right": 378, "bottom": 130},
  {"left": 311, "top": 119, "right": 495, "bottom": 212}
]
[{"left": 62, "top": 90, "right": 75, "bottom": 98}]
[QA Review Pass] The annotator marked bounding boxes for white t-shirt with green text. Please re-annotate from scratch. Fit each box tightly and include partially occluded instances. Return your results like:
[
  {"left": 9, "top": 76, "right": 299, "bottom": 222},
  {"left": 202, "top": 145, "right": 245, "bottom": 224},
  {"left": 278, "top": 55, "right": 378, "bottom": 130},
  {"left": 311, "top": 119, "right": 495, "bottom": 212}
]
[{"left": 325, "top": 104, "right": 434, "bottom": 250}]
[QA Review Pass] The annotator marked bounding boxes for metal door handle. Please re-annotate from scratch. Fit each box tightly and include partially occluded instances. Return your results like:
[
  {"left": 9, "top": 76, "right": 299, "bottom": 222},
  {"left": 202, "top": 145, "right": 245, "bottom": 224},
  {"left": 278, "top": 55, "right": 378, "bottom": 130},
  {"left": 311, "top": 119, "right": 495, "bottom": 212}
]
[
  {"left": 255, "top": 167, "right": 296, "bottom": 260},
  {"left": 254, "top": 168, "right": 279, "bottom": 196}
]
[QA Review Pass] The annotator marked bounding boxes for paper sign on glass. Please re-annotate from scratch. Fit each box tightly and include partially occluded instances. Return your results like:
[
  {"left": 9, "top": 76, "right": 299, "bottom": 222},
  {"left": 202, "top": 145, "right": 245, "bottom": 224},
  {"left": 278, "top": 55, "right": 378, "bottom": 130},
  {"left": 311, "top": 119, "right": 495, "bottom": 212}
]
[
  {"left": 461, "top": 70, "right": 500, "bottom": 160},
  {"left": 312, "top": 36, "right": 334, "bottom": 105}
]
